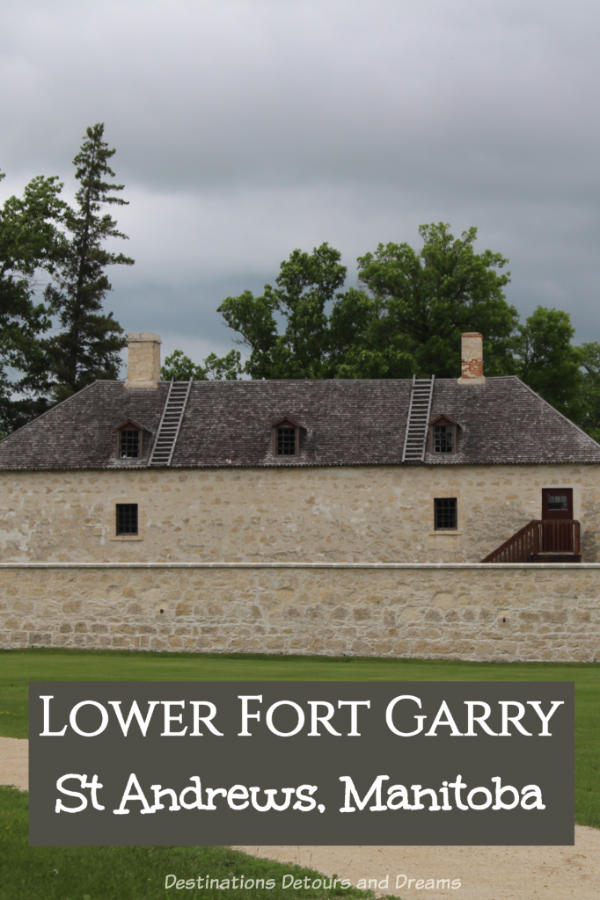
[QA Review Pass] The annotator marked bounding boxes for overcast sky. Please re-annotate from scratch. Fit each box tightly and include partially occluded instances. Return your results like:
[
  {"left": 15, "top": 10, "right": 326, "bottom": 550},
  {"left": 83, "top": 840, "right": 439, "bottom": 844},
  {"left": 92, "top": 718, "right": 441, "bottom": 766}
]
[{"left": 2, "top": 0, "right": 599, "bottom": 369}]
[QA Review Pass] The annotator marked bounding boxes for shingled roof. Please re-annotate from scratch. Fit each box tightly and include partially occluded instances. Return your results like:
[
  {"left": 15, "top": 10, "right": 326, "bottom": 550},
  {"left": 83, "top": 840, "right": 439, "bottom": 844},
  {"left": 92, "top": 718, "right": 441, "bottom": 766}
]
[{"left": 1, "top": 375, "right": 599, "bottom": 470}]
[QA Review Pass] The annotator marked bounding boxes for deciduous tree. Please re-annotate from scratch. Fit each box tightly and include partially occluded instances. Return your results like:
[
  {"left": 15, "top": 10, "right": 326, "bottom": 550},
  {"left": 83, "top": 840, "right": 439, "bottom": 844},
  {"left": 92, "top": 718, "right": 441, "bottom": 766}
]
[
  {"left": 161, "top": 348, "right": 241, "bottom": 381},
  {"left": 514, "top": 307, "right": 582, "bottom": 420},
  {"left": 218, "top": 243, "right": 346, "bottom": 378},
  {"left": 355, "top": 223, "right": 518, "bottom": 377},
  {"left": 574, "top": 341, "right": 600, "bottom": 441},
  {"left": 212, "top": 226, "right": 518, "bottom": 380}
]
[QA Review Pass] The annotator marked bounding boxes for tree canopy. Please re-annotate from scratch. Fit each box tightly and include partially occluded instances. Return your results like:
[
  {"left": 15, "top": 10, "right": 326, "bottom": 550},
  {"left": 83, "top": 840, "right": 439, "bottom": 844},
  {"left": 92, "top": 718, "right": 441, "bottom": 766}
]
[
  {"left": 0, "top": 172, "right": 66, "bottom": 431},
  {"left": 3, "top": 199, "right": 599, "bottom": 442},
  {"left": 161, "top": 348, "right": 241, "bottom": 381},
  {"left": 174, "top": 224, "right": 599, "bottom": 440},
  {"left": 213, "top": 224, "right": 518, "bottom": 380},
  {"left": 354, "top": 224, "right": 517, "bottom": 377},
  {"left": 217, "top": 243, "right": 346, "bottom": 379},
  {"left": 578, "top": 341, "right": 600, "bottom": 442},
  {"left": 513, "top": 307, "right": 583, "bottom": 421},
  {"left": 0, "top": 124, "right": 132, "bottom": 432}
]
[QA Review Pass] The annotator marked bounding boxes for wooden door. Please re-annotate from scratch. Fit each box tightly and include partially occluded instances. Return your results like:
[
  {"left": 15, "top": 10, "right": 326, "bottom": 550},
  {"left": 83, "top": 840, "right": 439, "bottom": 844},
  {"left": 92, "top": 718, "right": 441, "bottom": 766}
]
[{"left": 541, "top": 488, "right": 573, "bottom": 551}]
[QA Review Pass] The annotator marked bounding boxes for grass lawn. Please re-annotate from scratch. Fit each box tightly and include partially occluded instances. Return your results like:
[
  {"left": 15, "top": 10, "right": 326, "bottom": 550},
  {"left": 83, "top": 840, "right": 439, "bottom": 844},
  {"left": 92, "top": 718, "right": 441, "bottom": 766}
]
[
  {"left": 0, "top": 786, "right": 376, "bottom": 900},
  {"left": 0, "top": 649, "right": 598, "bottom": 899}
]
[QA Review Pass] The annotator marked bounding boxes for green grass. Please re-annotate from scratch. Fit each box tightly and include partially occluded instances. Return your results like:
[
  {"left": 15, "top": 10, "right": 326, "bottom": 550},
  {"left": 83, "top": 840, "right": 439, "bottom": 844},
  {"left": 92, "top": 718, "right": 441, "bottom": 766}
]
[
  {"left": 0, "top": 649, "right": 597, "bottom": 899},
  {"left": 0, "top": 787, "right": 378, "bottom": 900}
]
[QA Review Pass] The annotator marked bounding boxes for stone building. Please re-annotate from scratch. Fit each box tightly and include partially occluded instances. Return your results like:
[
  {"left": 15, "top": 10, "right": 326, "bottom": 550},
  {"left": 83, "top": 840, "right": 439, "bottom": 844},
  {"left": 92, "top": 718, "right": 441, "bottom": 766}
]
[
  {"left": 1, "top": 332, "right": 599, "bottom": 661},
  {"left": 1, "top": 332, "right": 599, "bottom": 565}
]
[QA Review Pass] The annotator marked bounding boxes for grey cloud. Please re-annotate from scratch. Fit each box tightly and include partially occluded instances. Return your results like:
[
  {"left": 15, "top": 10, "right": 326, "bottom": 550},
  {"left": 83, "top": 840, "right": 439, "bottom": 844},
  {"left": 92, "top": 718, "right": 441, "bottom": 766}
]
[{"left": 2, "top": 0, "right": 600, "bottom": 362}]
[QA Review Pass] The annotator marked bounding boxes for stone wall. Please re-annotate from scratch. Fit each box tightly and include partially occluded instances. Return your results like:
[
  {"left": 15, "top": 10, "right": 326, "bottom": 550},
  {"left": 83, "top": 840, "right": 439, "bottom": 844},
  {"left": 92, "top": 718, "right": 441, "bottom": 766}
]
[
  {"left": 2, "top": 463, "right": 599, "bottom": 564},
  {"left": 1, "top": 563, "right": 598, "bottom": 662}
]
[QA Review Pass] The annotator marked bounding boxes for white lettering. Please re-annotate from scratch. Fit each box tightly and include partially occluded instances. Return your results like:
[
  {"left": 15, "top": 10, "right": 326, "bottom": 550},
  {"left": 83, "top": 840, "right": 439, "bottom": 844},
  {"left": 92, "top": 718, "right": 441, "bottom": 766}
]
[
  {"left": 339, "top": 774, "right": 389, "bottom": 811},
  {"left": 40, "top": 695, "right": 67, "bottom": 737},
  {"left": 189, "top": 700, "right": 223, "bottom": 736},
  {"left": 55, "top": 773, "right": 104, "bottom": 813},
  {"left": 113, "top": 773, "right": 154, "bottom": 815},
  {"left": 107, "top": 700, "right": 160, "bottom": 737},
  {"left": 238, "top": 694, "right": 263, "bottom": 736},
  {"left": 70, "top": 700, "right": 109, "bottom": 737},
  {"left": 424, "top": 700, "right": 462, "bottom": 737},
  {"left": 338, "top": 699, "right": 370, "bottom": 736},
  {"left": 527, "top": 700, "right": 564, "bottom": 736},
  {"left": 385, "top": 695, "right": 426, "bottom": 736},
  {"left": 266, "top": 700, "right": 305, "bottom": 737}
]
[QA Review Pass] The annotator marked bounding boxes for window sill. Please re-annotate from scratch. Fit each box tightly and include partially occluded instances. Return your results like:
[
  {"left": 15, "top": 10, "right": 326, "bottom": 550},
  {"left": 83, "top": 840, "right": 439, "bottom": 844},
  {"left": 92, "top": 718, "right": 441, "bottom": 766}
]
[
  {"left": 430, "top": 530, "right": 462, "bottom": 536},
  {"left": 110, "top": 535, "right": 143, "bottom": 541}
]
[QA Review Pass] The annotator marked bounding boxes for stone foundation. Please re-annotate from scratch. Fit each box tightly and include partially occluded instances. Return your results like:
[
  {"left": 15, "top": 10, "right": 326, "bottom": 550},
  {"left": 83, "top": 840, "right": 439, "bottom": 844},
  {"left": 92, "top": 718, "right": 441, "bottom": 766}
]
[{"left": 1, "top": 563, "right": 599, "bottom": 662}]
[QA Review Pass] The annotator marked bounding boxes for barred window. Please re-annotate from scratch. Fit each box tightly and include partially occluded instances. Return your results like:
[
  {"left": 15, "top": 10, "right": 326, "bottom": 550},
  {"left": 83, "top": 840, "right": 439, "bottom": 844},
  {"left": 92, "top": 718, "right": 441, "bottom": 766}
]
[
  {"left": 120, "top": 429, "right": 140, "bottom": 458},
  {"left": 116, "top": 503, "right": 138, "bottom": 535},
  {"left": 434, "top": 498, "right": 457, "bottom": 530},
  {"left": 277, "top": 426, "right": 296, "bottom": 456},
  {"left": 433, "top": 424, "right": 454, "bottom": 453}
]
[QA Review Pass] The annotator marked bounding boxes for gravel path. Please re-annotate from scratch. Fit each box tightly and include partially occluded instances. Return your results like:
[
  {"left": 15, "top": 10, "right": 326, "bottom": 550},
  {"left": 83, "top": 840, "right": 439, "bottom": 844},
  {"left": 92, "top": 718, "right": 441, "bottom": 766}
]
[{"left": 3, "top": 737, "right": 599, "bottom": 899}]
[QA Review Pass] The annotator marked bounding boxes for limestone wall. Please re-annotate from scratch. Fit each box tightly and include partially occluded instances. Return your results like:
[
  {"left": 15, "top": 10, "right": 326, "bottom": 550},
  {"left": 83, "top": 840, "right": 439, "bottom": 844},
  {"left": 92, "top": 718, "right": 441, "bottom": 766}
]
[
  {"left": 1, "top": 563, "right": 598, "bottom": 662},
  {"left": 1, "top": 464, "right": 599, "bottom": 563}
]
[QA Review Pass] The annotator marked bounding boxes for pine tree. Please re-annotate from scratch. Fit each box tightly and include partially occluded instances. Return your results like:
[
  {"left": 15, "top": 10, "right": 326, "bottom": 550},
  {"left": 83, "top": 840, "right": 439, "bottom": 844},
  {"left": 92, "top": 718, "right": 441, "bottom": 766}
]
[{"left": 45, "top": 123, "right": 133, "bottom": 401}]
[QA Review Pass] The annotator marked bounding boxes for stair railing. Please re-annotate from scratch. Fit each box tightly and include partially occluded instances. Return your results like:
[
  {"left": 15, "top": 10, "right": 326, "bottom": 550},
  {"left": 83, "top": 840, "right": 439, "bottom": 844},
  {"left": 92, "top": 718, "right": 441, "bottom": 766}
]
[
  {"left": 482, "top": 520, "right": 541, "bottom": 563},
  {"left": 483, "top": 519, "right": 581, "bottom": 563}
]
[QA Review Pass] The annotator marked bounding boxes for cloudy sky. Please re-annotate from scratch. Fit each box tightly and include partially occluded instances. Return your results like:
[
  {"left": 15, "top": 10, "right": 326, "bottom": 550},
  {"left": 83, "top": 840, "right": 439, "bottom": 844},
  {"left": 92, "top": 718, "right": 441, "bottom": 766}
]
[{"left": 2, "top": 0, "right": 600, "bottom": 368}]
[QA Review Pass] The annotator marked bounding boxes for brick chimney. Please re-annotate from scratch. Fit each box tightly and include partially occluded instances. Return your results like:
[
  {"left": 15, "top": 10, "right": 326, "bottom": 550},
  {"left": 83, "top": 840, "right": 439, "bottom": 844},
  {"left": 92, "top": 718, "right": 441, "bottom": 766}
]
[
  {"left": 458, "top": 332, "right": 485, "bottom": 384},
  {"left": 125, "top": 333, "right": 161, "bottom": 388}
]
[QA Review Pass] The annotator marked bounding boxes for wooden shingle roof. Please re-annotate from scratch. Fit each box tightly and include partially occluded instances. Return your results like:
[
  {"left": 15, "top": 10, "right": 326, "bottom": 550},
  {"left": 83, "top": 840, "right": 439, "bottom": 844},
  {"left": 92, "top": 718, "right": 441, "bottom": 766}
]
[{"left": 1, "top": 376, "right": 599, "bottom": 469}]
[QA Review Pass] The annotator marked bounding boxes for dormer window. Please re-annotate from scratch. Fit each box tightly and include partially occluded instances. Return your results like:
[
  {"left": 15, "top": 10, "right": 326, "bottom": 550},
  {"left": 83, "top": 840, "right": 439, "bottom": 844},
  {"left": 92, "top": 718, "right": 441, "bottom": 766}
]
[
  {"left": 434, "top": 423, "right": 454, "bottom": 453},
  {"left": 120, "top": 429, "right": 140, "bottom": 458},
  {"left": 430, "top": 416, "right": 458, "bottom": 454},
  {"left": 116, "top": 421, "right": 143, "bottom": 459},
  {"left": 277, "top": 427, "right": 296, "bottom": 455},
  {"left": 273, "top": 418, "right": 300, "bottom": 456}
]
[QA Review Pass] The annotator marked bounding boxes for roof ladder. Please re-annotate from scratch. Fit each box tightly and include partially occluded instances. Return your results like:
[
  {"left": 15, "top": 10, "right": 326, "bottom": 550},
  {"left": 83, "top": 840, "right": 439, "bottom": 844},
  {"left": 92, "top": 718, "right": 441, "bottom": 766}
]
[
  {"left": 149, "top": 380, "right": 193, "bottom": 466},
  {"left": 402, "top": 375, "right": 435, "bottom": 462}
]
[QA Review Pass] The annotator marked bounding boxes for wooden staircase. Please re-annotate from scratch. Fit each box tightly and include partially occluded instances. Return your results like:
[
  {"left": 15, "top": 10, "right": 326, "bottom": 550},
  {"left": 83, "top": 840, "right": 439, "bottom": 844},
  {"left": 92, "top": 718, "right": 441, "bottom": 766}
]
[
  {"left": 482, "top": 520, "right": 581, "bottom": 563},
  {"left": 402, "top": 375, "right": 435, "bottom": 462},
  {"left": 149, "top": 380, "right": 192, "bottom": 466}
]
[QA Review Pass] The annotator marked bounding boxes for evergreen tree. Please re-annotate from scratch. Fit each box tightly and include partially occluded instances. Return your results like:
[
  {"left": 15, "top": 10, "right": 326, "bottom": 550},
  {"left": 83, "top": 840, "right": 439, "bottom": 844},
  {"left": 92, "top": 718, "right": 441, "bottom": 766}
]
[
  {"left": 0, "top": 172, "right": 65, "bottom": 432},
  {"left": 44, "top": 123, "right": 133, "bottom": 401}
]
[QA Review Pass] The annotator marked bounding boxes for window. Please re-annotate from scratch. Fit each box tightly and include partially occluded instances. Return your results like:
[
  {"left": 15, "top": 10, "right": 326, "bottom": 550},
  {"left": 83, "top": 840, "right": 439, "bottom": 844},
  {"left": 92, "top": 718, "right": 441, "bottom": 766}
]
[
  {"left": 116, "top": 503, "right": 138, "bottom": 535},
  {"left": 547, "top": 494, "right": 568, "bottom": 511},
  {"left": 277, "top": 426, "right": 296, "bottom": 455},
  {"left": 120, "top": 429, "right": 140, "bottom": 458},
  {"left": 433, "top": 424, "right": 454, "bottom": 453},
  {"left": 116, "top": 421, "right": 143, "bottom": 459},
  {"left": 434, "top": 497, "right": 457, "bottom": 530},
  {"left": 272, "top": 418, "right": 300, "bottom": 456},
  {"left": 430, "top": 416, "right": 458, "bottom": 454},
  {"left": 542, "top": 488, "right": 572, "bottom": 520}
]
